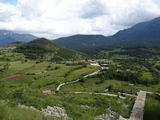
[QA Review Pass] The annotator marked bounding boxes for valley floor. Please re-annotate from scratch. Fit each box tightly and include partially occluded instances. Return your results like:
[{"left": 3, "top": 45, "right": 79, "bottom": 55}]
[{"left": 0, "top": 46, "right": 160, "bottom": 120}]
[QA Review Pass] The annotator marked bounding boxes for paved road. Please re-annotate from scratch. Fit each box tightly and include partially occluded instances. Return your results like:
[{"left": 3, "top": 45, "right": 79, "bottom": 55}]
[
  {"left": 69, "top": 92, "right": 118, "bottom": 97},
  {"left": 56, "top": 70, "right": 100, "bottom": 91},
  {"left": 118, "top": 92, "right": 137, "bottom": 98}
]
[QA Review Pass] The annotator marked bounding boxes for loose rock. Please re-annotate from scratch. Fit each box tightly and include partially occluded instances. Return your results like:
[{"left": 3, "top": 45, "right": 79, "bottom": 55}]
[{"left": 42, "top": 106, "right": 72, "bottom": 120}]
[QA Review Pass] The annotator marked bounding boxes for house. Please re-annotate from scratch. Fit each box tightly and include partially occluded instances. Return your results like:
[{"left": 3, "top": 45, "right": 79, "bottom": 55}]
[
  {"left": 90, "top": 63, "right": 100, "bottom": 66},
  {"left": 42, "top": 90, "right": 52, "bottom": 94},
  {"left": 88, "top": 60, "right": 100, "bottom": 66}
]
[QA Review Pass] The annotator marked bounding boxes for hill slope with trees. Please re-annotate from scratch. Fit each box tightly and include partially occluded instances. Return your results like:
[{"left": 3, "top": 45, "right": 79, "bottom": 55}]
[{"left": 15, "top": 38, "right": 83, "bottom": 61}]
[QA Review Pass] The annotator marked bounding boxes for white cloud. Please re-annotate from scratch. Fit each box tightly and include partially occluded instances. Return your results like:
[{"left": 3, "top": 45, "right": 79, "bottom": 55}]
[{"left": 0, "top": 0, "right": 160, "bottom": 39}]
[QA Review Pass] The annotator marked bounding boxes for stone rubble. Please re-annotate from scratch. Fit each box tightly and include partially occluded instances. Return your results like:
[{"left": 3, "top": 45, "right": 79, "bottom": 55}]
[
  {"left": 42, "top": 106, "right": 72, "bottom": 120},
  {"left": 80, "top": 105, "right": 90, "bottom": 109},
  {"left": 18, "top": 104, "right": 72, "bottom": 120},
  {"left": 122, "top": 104, "right": 129, "bottom": 109},
  {"left": 95, "top": 114, "right": 114, "bottom": 120},
  {"left": 119, "top": 115, "right": 128, "bottom": 120},
  {"left": 94, "top": 108, "right": 127, "bottom": 120}
]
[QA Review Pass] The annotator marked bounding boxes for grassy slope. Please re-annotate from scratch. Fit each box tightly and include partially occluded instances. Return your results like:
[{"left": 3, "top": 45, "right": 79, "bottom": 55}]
[
  {"left": 62, "top": 78, "right": 160, "bottom": 95},
  {"left": 144, "top": 95, "right": 160, "bottom": 120},
  {"left": 0, "top": 46, "right": 103, "bottom": 119},
  {"left": 0, "top": 100, "right": 59, "bottom": 120},
  {"left": 15, "top": 38, "right": 83, "bottom": 61}
]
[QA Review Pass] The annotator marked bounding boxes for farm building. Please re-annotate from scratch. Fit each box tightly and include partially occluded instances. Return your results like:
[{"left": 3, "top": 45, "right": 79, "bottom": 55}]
[{"left": 42, "top": 90, "right": 52, "bottom": 94}]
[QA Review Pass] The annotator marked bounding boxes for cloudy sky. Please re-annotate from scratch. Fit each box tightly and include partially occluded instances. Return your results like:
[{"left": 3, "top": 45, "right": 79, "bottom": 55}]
[{"left": 0, "top": 0, "right": 160, "bottom": 39}]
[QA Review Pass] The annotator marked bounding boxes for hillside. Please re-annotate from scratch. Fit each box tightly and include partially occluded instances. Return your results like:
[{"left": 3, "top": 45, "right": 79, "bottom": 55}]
[
  {"left": 15, "top": 38, "right": 83, "bottom": 61},
  {"left": 53, "top": 35, "right": 110, "bottom": 54},
  {"left": 0, "top": 30, "right": 37, "bottom": 45},
  {"left": 53, "top": 17, "right": 160, "bottom": 54},
  {"left": 109, "top": 17, "right": 160, "bottom": 47}
]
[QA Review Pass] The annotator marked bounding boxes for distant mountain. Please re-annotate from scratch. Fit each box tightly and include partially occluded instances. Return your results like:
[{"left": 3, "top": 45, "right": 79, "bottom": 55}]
[
  {"left": 0, "top": 30, "right": 37, "bottom": 45},
  {"left": 16, "top": 38, "right": 83, "bottom": 61},
  {"left": 53, "top": 17, "right": 160, "bottom": 54},
  {"left": 109, "top": 17, "right": 160, "bottom": 47},
  {"left": 53, "top": 35, "right": 110, "bottom": 54}
]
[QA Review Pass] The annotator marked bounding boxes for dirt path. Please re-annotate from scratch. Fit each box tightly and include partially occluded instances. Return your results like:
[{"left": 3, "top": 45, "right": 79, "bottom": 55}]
[{"left": 56, "top": 70, "right": 100, "bottom": 91}]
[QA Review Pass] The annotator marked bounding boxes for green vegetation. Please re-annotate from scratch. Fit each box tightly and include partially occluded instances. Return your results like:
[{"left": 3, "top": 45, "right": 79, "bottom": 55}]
[
  {"left": 93, "top": 48, "right": 160, "bottom": 86},
  {"left": 0, "top": 44, "right": 102, "bottom": 120},
  {"left": 0, "top": 43, "right": 160, "bottom": 120},
  {"left": 0, "top": 100, "right": 59, "bottom": 120},
  {"left": 63, "top": 94, "right": 134, "bottom": 119},
  {"left": 61, "top": 77, "right": 160, "bottom": 95},
  {"left": 15, "top": 38, "right": 83, "bottom": 61},
  {"left": 144, "top": 94, "right": 160, "bottom": 120}
]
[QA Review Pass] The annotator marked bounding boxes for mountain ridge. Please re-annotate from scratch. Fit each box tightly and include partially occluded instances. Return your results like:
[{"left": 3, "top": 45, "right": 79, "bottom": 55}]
[
  {"left": 0, "top": 30, "right": 37, "bottom": 45},
  {"left": 53, "top": 17, "right": 160, "bottom": 53}
]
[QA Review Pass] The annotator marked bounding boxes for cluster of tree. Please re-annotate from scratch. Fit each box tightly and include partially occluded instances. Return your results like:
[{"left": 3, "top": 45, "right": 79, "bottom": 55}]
[
  {"left": 15, "top": 38, "right": 83, "bottom": 62},
  {"left": 109, "top": 48, "right": 160, "bottom": 58},
  {"left": 94, "top": 47, "right": 160, "bottom": 60},
  {"left": 95, "top": 67, "right": 159, "bottom": 86},
  {"left": 155, "top": 65, "right": 160, "bottom": 71},
  {"left": 46, "top": 65, "right": 60, "bottom": 71},
  {"left": 97, "top": 69, "right": 141, "bottom": 83}
]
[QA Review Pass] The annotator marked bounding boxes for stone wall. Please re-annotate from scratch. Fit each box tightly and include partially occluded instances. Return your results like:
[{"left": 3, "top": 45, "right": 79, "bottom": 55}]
[{"left": 129, "top": 91, "right": 146, "bottom": 120}]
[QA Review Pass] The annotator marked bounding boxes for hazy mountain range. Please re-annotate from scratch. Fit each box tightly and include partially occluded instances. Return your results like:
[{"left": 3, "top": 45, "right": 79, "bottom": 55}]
[
  {"left": 1, "top": 17, "right": 160, "bottom": 54},
  {"left": 53, "top": 17, "right": 160, "bottom": 53},
  {"left": 0, "top": 30, "right": 37, "bottom": 45}
]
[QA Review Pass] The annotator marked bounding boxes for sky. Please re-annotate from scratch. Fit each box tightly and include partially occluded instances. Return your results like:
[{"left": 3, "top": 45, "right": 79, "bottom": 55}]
[
  {"left": 2, "top": 0, "right": 17, "bottom": 5},
  {"left": 0, "top": 0, "right": 160, "bottom": 39}
]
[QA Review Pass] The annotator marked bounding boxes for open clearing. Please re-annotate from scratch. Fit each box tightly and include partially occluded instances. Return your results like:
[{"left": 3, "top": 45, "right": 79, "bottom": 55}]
[{"left": 4, "top": 74, "right": 26, "bottom": 82}]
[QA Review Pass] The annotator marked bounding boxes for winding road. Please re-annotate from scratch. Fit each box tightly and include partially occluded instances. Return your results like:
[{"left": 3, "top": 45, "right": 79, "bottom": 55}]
[{"left": 56, "top": 70, "right": 100, "bottom": 91}]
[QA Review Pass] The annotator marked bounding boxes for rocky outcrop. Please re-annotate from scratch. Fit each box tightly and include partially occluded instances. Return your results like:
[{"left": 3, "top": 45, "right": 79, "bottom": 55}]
[
  {"left": 42, "top": 106, "right": 72, "bottom": 120},
  {"left": 94, "top": 108, "right": 127, "bottom": 120},
  {"left": 18, "top": 104, "right": 72, "bottom": 120},
  {"left": 95, "top": 114, "right": 114, "bottom": 120},
  {"left": 80, "top": 105, "right": 90, "bottom": 109}
]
